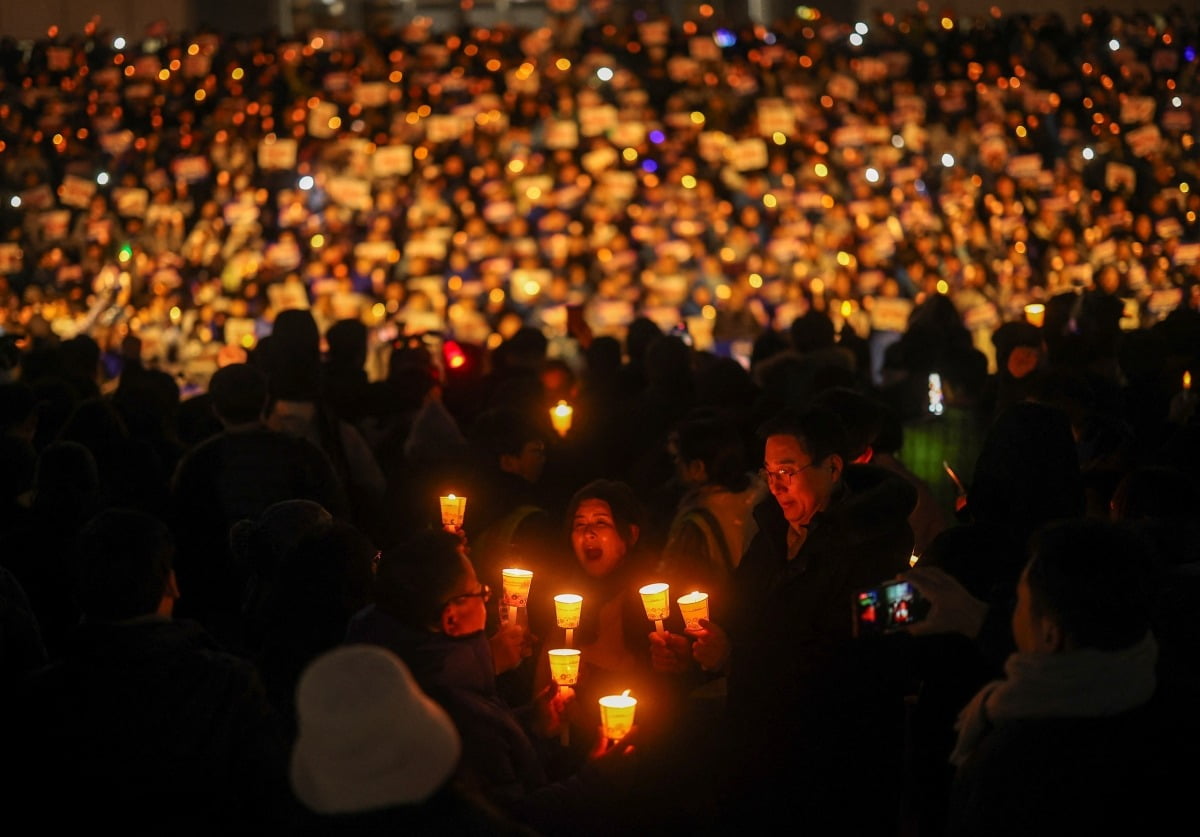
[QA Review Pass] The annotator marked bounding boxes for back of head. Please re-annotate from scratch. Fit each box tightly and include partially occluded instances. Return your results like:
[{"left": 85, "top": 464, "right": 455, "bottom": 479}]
[
  {"left": 498, "top": 326, "right": 548, "bottom": 372},
  {"left": 969, "top": 401, "right": 1085, "bottom": 533},
  {"left": 789, "top": 310, "right": 836, "bottom": 353},
  {"left": 757, "top": 406, "right": 851, "bottom": 465},
  {"left": 625, "top": 317, "right": 662, "bottom": 364},
  {"left": 672, "top": 414, "right": 750, "bottom": 491},
  {"left": 230, "top": 498, "right": 334, "bottom": 572},
  {"left": 208, "top": 363, "right": 267, "bottom": 425},
  {"left": 274, "top": 520, "right": 376, "bottom": 619},
  {"left": 1025, "top": 518, "right": 1152, "bottom": 652},
  {"left": 291, "top": 644, "right": 461, "bottom": 814},
  {"left": 373, "top": 530, "right": 465, "bottom": 630},
  {"left": 470, "top": 405, "right": 544, "bottom": 460},
  {"left": 325, "top": 319, "right": 369, "bottom": 371},
  {"left": 808, "top": 386, "right": 884, "bottom": 461},
  {"left": 939, "top": 345, "right": 989, "bottom": 403},
  {"left": 266, "top": 309, "right": 321, "bottom": 400},
  {"left": 78, "top": 508, "right": 174, "bottom": 622}
]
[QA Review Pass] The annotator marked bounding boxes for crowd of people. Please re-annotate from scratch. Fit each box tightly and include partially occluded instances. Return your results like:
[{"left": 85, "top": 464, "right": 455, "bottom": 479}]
[
  {"left": 1, "top": 5, "right": 1200, "bottom": 384},
  {"left": 2, "top": 3, "right": 1200, "bottom": 836}
]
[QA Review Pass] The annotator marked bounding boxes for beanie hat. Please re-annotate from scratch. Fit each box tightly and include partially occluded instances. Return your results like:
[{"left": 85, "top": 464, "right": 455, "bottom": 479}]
[{"left": 290, "top": 645, "right": 460, "bottom": 814}]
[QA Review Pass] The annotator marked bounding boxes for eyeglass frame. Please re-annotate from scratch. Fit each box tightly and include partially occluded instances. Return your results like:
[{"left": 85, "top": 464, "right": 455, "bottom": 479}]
[
  {"left": 758, "top": 461, "right": 819, "bottom": 488},
  {"left": 442, "top": 583, "right": 491, "bottom": 611}
]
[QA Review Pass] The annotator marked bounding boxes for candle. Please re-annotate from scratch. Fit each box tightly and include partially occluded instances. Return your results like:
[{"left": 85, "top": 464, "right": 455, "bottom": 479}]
[
  {"left": 1024, "top": 303, "right": 1045, "bottom": 328},
  {"left": 501, "top": 568, "right": 534, "bottom": 626},
  {"left": 676, "top": 591, "right": 709, "bottom": 633},
  {"left": 909, "top": 553, "right": 920, "bottom": 567},
  {"left": 550, "top": 400, "right": 573, "bottom": 437},
  {"left": 639, "top": 582, "right": 670, "bottom": 633},
  {"left": 549, "top": 647, "right": 581, "bottom": 746},
  {"left": 554, "top": 593, "right": 582, "bottom": 647},
  {"left": 439, "top": 493, "right": 467, "bottom": 528},
  {"left": 598, "top": 690, "right": 637, "bottom": 742},
  {"left": 547, "top": 648, "right": 581, "bottom": 686}
]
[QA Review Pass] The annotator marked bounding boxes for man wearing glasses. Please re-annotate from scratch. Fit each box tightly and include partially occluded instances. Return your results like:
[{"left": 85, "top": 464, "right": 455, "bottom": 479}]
[{"left": 678, "top": 406, "right": 918, "bottom": 832}]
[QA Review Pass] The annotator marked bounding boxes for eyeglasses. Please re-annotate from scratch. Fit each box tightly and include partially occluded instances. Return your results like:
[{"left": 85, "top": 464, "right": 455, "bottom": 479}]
[
  {"left": 442, "top": 584, "right": 491, "bottom": 610},
  {"left": 758, "top": 462, "right": 817, "bottom": 487}
]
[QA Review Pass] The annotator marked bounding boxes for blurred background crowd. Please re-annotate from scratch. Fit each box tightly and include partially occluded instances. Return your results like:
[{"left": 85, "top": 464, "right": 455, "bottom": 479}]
[{"left": 1, "top": 2, "right": 1198, "bottom": 393}]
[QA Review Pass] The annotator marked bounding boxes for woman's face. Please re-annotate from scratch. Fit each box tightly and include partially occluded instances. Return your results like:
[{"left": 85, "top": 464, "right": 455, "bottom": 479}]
[
  {"left": 439, "top": 554, "right": 489, "bottom": 636},
  {"left": 571, "top": 498, "right": 632, "bottom": 578}
]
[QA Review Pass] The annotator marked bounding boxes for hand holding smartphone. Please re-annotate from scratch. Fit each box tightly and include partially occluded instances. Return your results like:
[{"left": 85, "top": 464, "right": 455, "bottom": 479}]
[{"left": 852, "top": 579, "right": 931, "bottom": 637}]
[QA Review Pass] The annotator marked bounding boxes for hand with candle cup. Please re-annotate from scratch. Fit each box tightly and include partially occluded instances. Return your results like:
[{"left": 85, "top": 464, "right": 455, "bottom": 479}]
[
  {"left": 490, "top": 619, "right": 536, "bottom": 675},
  {"left": 530, "top": 680, "right": 575, "bottom": 739},
  {"left": 690, "top": 618, "right": 731, "bottom": 674},
  {"left": 648, "top": 630, "right": 693, "bottom": 674}
]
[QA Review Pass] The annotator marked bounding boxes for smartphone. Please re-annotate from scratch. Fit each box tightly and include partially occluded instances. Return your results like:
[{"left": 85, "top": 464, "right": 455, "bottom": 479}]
[
  {"left": 669, "top": 321, "right": 694, "bottom": 348},
  {"left": 852, "top": 579, "right": 930, "bottom": 637},
  {"left": 927, "top": 372, "right": 944, "bottom": 415}
]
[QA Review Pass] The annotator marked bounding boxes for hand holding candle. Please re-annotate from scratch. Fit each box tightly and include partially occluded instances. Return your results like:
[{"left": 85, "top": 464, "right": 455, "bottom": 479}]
[
  {"left": 639, "top": 582, "right": 670, "bottom": 634},
  {"left": 554, "top": 593, "right": 582, "bottom": 647},
  {"left": 548, "top": 649, "right": 581, "bottom": 746}
]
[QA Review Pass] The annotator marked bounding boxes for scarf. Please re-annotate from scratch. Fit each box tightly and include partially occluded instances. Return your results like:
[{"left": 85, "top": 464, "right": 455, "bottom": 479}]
[{"left": 949, "top": 631, "right": 1158, "bottom": 767}]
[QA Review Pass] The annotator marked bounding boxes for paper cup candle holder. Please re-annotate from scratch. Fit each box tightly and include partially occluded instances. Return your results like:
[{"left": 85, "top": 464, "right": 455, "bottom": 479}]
[
  {"left": 439, "top": 493, "right": 466, "bottom": 529},
  {"left": 501, "top": 568, "right": 534, "bottom": 626},
  {"left": 553, "top": 593, "right": 583, "bottom": 647},
  {"left": 598, "top": 690, "right": 637, "bottom": 743},
  {"left": 676, "top": 591, "right": 709, "bottom": 634},
  {"left": 638, "top": 582, "right": 670, "bottom": 633}
]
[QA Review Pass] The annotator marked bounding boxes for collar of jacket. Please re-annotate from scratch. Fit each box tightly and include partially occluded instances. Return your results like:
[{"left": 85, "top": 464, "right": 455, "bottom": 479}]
[{"left": 752, "top": 463, "right": 918, "bottom": 553}]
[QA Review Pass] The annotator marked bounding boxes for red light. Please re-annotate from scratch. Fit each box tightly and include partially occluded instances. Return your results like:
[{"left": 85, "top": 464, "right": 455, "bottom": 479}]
[{"left": 443, "top": 340, "right": 467, "bottom": 371}]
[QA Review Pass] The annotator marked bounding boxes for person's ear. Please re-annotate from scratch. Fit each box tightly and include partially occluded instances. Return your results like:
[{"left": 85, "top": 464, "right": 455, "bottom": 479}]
[
  {"left": 685, "top": 459, "right": 707, "bottom": 484},
  {"left": 499, "top": 452, "right": 519, "bottom": 474},
  {"left": 827, "top": 453, "right": 844, "bottom": 480},
  {"left": 627, "top": 523, "right": 640, "bottom": 547},
  {"left": 165, "top": 570, "right": 181, "bottom": 601}
]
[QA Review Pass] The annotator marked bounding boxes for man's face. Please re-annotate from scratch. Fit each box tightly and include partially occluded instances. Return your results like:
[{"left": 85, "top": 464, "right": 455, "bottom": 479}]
[
  {"left": 762, "top": 434, "right": 839, "bottom": 529},
  {"left": 504, "top": 439, "right": 547, "bottom": 484},
  {"left": 572, "top": 498, "right": 631, "bottom": 578},
  {"left": 440, "top": 554, "right": 489, "bottom": 637}
]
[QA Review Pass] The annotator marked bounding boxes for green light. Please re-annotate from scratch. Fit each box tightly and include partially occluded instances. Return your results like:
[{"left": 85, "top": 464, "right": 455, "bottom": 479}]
[{"left": 118, "top": 243, "right": 133, "bottom": 263}]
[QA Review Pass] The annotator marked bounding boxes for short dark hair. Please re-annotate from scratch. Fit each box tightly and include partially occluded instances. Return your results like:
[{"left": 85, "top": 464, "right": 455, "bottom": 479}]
[
  {"left": 672, "top": 415, "right": 750, "bottom": 492},
  {"left": 565, "top": 479, "right": 643, "bottom": 546},
  {"left": 373, "top": 530, "right": 466, "bottom": 630},
  {"left": 1024, "top": 518, "right": 1152, "bottom": 652},
  {"left": 78, "top": 508, "right": 175, "bottom": 621},
  {"left": 757, "top": 406, "right": 850, "bottom": 465},
  {"left": 208, "top": 363, "right": 267, "bottom": 424},
  {"left": 808, "top": 387, "right": 883, "bottom": 461},
  {"left": 470, "top": 406, "right": 545, "bottom": 459}
]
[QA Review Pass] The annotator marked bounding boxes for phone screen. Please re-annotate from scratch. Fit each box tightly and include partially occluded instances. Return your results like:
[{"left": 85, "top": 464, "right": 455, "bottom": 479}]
[
  {"left": 927, "top": 372, "right": 944, "bottom": 416},
  {"left": 852, "top": 580, "right": 929, "bottom": 637}
]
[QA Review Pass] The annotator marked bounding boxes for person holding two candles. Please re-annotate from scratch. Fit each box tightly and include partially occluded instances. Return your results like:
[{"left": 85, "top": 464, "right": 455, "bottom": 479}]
[
  {"left": 345, "top": 529, "right": 637, "bottom": 836},
  {"left": 653, "top": 407, "right": 918, "bottom": 833}
]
